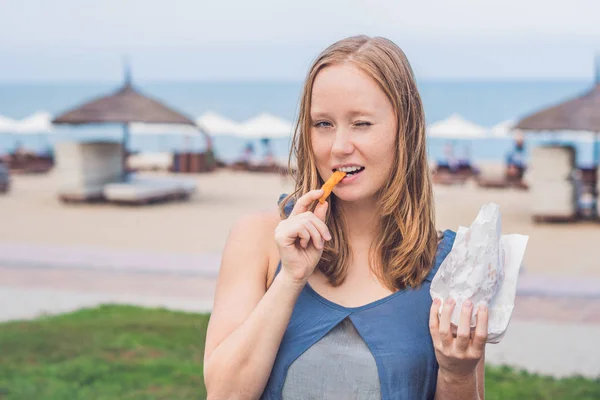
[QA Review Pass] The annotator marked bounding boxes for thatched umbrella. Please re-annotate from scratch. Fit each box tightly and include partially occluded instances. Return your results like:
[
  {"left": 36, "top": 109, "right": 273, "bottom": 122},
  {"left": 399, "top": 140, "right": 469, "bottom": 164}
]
[
  {"left": 52, "top": 66, "right": 213, "bottom": 178},
  {"left": 514, "top": 60, "right": 600, "bottom": 165}
]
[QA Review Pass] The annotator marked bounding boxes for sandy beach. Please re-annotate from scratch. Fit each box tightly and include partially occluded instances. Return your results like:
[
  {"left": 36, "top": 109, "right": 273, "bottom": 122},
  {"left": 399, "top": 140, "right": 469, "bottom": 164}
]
[
  {"left": 1, "top": 168, "right": 600, "bottom": 377},
  {"left": 1, "top": 167, "right": 598, "bottom": 277}
]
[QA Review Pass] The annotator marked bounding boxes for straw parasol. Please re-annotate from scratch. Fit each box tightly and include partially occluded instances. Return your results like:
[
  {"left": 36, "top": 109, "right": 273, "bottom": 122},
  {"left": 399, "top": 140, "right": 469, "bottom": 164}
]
[
  {"left": 52, "top": 64, "right": 212, "bottom": 178},
  {"left": 514, "top": 58, "right": 600, "bottom": 165}
]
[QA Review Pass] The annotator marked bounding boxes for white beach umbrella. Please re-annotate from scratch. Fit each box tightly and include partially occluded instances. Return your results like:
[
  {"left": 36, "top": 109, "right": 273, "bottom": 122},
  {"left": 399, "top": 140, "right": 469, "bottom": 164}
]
[
  {"left": 196, "top": 111, "right": 243, "bottom": 136},
  {"left": 129, "top": 122, "right": 198, "bottom": 136},
  {"left": 491, "top": 119, "right": 516, "bottom": 138},
  {"left": 428, "top": 114, "right": 488, "bottom": 139},
  {"left": 129, "top": 122, "right": 204, "bottom": 152},
  {"left": 14, "top": 111, "right": 54, "bottom": 134},
  {"left": 238, "top": 113, "right": 294, "bottom": 139},
  {"left": 0, "top": 115, "right": 18, "bottom": 133}
]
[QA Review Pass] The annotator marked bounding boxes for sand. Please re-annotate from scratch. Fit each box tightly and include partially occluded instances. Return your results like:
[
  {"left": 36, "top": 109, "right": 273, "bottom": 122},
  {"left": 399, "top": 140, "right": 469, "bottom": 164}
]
[
  {"left": 1, "top": 169, "right": 599, "bottom": 378},
  {"left": 0, "top": 168, "right": 599, "bottom": 277}
]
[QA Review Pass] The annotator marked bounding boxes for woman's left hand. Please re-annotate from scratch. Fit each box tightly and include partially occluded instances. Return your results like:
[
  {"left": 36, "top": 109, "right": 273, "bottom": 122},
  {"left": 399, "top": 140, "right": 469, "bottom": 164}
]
[{"left": 429, "top": 298, "right": 488, "bottom": 379}]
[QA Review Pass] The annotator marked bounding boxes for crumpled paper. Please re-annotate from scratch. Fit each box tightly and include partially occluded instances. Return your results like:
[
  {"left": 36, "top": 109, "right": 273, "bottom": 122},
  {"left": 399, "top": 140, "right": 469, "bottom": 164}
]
[{"left": 430, "top": 203, "right": 529, "bottom": 344}]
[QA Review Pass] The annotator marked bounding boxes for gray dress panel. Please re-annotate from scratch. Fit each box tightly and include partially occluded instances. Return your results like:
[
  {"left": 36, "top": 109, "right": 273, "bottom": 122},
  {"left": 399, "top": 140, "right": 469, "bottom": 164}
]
[{"left": 282, "top": 317, "right": 381, "bottom": 400}]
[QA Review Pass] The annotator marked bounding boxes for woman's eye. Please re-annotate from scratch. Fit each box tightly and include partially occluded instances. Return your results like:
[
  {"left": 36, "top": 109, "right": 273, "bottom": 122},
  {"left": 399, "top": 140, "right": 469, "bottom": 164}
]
[
  {"left": 355, "top": 121, "right": 372, "bottom": 127},
  {"left": 314, "top": 121, "right": 333, "bottom": 128}
]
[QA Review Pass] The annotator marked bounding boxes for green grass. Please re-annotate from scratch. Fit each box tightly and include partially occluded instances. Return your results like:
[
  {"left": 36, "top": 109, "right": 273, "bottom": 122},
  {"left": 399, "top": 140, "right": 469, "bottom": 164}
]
[
  {"left": 485, "top": 366, "right": 600, "bottom": 400},
  {"left": 0, "top": 305, "right": 208, "bottom": 400},
  {"left": 0, "top": 305, "right": 598, "bottom": 400}
]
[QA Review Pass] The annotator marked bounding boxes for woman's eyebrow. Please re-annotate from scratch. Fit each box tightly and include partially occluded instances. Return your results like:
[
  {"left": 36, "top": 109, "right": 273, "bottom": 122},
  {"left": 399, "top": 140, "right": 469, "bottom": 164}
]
[
  {"left": 310, "top": 111, "right": 331, "bottom": 120},
  {"left": 347, "top": 110, "right": 376, "bottom": 118},
  {"left": 310, "top": 110, "right": 376, "bottom": 120}
]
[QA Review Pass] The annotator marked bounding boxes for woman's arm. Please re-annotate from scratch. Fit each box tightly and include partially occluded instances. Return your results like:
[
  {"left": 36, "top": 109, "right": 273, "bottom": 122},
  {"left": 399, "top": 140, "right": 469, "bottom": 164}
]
[
  {"left": 435, "top": 351, "right": 485, "bottom": 400},
  {"left": 430, "top": 299, "right": 488, "bottom": 400},
  {"left": 203, "top": 211, "right": 305, "bottom": 399}
]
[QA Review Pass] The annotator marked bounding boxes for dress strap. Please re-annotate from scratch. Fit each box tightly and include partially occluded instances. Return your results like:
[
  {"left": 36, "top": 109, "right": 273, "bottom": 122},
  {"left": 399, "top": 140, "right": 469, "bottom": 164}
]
[
  {"left": 278, "top": 193, "right": 295, "bottom": 218},
  {"left": 425, "top": 229, "right": 456, "bottom": 282}
]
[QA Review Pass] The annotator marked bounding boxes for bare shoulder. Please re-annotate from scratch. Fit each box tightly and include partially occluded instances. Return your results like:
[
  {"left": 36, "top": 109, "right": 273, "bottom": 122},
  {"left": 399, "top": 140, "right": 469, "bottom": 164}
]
[
  {"left": 227, "top": 207, "right": 281, "bottom": 251},
  {"left": 222, "top": 207, "right": 282, "bottom": 287},
  {"left": 231, "top": 207, "right": 281, "bottom": 235}
]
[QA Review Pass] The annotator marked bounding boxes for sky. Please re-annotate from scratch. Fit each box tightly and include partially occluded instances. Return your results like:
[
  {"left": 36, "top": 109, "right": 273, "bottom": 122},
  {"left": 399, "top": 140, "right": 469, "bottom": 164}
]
[{"left": 1, "top": 0, "right": 599, "bottom": 82}]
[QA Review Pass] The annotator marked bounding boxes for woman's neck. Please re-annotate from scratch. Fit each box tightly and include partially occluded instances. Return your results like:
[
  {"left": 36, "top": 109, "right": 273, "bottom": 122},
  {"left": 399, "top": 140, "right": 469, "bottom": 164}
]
[{"left": 337, "top": 199, "right": 380, "bottom": 243}]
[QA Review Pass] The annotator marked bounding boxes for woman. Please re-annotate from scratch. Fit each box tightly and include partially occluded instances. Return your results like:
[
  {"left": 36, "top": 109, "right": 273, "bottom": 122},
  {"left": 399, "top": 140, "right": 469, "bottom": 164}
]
[{"left": 204, "top": 36, "right": 487, "bottom": 400}]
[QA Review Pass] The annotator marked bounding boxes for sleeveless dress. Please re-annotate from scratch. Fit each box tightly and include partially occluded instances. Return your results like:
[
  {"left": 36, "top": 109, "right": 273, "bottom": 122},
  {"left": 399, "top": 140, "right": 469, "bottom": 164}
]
[{"left": 260, "top": 195, "right": 456, "bottom": 400}]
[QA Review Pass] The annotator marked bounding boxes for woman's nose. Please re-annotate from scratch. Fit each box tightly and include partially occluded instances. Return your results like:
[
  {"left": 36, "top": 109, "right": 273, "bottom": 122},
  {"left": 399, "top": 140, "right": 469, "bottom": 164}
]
[{"left": 331, "top": 130, "right": 354, "bottom": 155}]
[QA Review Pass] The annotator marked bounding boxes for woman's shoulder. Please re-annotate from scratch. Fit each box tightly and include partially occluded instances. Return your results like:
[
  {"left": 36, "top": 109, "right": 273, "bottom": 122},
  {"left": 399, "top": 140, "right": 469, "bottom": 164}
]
[
  {"left": 232, "top": 208, "right": 281, "bottom": 233},
  {"left": 224, "top": 208, "right": 282, "bottom": 277},
  {"left": 227, "top": 208, "right": 282, "bottom": 254}
]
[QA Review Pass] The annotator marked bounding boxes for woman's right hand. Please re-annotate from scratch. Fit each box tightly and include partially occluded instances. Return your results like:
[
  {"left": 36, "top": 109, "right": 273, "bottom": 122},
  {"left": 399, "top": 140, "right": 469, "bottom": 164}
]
[{"left": 274, "top": 189, "right": 331, "bottom": 286}]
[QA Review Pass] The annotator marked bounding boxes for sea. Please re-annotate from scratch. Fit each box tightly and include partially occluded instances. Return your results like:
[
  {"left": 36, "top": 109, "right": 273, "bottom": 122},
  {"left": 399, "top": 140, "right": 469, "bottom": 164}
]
[{"left": 0, "top": 80, "right": 597, "bottom": 166}]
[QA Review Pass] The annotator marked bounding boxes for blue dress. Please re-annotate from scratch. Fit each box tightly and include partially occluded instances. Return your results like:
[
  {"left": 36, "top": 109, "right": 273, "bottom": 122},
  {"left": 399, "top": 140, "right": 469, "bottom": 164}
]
[{"left": 261, "top": 196, "right": 456, "bottom": 399}]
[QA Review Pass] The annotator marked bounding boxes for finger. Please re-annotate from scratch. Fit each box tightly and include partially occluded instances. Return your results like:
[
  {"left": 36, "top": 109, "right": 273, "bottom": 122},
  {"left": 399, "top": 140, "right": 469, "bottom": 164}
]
[
  {"left": 290, "top": 190, "right": 324, "bottom": 217},
  {"left": 439, "top": 298, "right": 455, "bottom": 347},
  {"left": 297, "top": 227, "right": 311, "bottom": 248},
  {"left": 429, "top": 298, "right": 442, "bottom": 347},
  {"left": 455, "top": 300, "right": 473, "bottom": 352},
  {"left": 303, "top": 212, "right": 332, "bottom": 241},
  {"left": 472, "top": 304, "right": 488, "bottom": 349},
  {"left": 303, "top": 220, "right": 324, "bottom": 250},
  {"left": 313, "top": 200, "right": 329, "bottom": 222}
]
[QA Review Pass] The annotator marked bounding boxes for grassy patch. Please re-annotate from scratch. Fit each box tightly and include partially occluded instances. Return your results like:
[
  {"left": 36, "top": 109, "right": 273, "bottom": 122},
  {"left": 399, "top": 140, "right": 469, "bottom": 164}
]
[
  {"left": 485, "top": 365, "right": 600, "bottom": 400},
  {"left": 0, "top": 305, "right": 208, "bottom": 400},
  {"left": 0, "top": 305, "right": 598, "bottom": 399}
]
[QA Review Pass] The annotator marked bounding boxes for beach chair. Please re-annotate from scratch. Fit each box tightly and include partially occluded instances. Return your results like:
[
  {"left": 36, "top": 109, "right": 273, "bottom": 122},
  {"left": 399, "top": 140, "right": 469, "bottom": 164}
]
[{"left": 103, "top": 176, "right": 196, "bottom": 205}]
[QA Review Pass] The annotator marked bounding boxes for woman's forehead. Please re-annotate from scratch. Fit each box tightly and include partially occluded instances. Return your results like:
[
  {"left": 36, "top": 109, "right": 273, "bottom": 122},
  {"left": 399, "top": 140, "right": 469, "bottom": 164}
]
[
  {"left": 311, "top": 65, "right": 391, "bottom": 116},
  {"left": 313, "top": 64, "right": 379, "bottom": 95}
]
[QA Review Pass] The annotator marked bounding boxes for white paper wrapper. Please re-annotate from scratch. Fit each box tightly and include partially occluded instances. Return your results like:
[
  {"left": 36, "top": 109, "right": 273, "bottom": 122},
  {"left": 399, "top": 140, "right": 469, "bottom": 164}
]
[{"left": 430, "top": 203, "right": 529, "bottom": 344}]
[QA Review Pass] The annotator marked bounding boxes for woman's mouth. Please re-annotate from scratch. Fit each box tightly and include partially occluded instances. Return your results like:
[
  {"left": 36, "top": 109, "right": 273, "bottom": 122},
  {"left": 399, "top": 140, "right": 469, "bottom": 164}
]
[{"left": 333, "top": 166, "right": 365, "bottom": 181}]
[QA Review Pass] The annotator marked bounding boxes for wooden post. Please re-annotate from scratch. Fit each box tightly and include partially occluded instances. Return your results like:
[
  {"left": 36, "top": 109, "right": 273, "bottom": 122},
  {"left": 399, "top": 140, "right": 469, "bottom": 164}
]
[{"left": 122, "top": 123, "right": 130, "bottom": 181}]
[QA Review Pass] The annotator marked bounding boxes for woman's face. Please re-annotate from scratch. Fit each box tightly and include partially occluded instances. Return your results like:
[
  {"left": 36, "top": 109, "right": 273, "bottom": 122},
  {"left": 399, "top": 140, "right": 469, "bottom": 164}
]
[{"left": 310, "top": 63, "right": 397, "bottom": 205}]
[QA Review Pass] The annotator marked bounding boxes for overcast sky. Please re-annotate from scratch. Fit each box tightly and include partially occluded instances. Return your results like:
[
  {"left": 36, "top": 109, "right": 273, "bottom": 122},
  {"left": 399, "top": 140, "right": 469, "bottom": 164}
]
[{"left": 1, "top": 0, "right": 599, "bottom": 81}]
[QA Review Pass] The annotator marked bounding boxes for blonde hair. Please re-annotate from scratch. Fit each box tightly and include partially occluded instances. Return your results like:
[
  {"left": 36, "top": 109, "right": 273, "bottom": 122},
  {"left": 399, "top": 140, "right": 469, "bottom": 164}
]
[{"left": 280, "top": 35, "right": 438, "bottom": 291}]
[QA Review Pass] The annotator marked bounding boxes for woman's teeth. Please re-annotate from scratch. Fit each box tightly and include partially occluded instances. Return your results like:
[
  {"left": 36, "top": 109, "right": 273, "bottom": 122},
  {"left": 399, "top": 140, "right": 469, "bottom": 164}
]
[{"left": 337, "top": 166, "right": 363, "bottom": 174}]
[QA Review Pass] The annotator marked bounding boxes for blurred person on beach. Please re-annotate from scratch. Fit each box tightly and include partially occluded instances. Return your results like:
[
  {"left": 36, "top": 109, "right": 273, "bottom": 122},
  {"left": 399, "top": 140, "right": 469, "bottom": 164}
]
[
  {"left": 506, "top": 134, "right": 526, "bottom": 181},
  {"left": 240, "top": 142, "right": 256, "bottom": 164},
  {"left": 204, "top": 36, "right": 487, "bottom": 400},
  {"left": 261, "top": 137, "right": 276, "bottom": 166},
  {"left": 440, "top": 142, "right": 459, "bottom": 173}
]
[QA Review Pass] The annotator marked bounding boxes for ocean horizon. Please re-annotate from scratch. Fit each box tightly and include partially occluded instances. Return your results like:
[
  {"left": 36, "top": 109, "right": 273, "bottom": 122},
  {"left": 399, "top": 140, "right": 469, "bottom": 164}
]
[{"left": 0, "top": 80, "right": 597, "bottom": 165}]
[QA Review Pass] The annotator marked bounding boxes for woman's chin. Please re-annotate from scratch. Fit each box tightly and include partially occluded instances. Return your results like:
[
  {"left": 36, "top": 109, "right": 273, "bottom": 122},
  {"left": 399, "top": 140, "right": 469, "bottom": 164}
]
[{"left": 333, "top": 190, "right": 376, "bottom": 205}]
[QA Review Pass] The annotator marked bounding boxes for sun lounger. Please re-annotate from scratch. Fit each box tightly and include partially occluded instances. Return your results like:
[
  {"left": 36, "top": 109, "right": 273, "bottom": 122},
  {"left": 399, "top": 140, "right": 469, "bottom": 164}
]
[
  {"left": 475, "top": 176, "right": 529, "bottom": 191},
  {"left": 58, "top": 185, "right": 105, "bottom": 203},
  {"left": 103, "top": 177, "right": 196, "bottom": 205}
]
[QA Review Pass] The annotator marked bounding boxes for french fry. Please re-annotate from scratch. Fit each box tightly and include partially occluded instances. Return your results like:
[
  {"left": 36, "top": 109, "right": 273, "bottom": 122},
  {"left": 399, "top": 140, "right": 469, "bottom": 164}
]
[{"left": 319, "top": 171, "right": 346, "bottom": 204}]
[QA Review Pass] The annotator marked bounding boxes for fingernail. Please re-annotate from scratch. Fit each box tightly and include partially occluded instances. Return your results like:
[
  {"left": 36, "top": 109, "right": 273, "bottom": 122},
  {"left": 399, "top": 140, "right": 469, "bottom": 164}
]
[
  {"left": 326, "top": 233, "right": 332, "bottom": 240},
  {"left": 434, "top": 298, "right": 441, "bottom": 305},
  {"left": 464, "top": 300, "right": 473, "bottom": 309},
  {"left": 446, "top": 298, "right": 455, "bottom": 306},
  {"left": 479, "top": 305, "right": 487, "bottom": 312}
]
